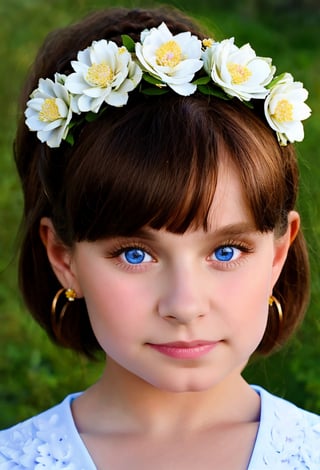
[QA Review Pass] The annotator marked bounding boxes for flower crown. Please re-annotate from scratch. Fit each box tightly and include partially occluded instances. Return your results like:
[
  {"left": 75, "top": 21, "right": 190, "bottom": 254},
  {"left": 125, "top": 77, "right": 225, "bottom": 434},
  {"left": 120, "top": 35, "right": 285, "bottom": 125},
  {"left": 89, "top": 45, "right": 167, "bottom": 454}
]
[{"left": 25, "top": 22, "right": 311, "bottom": 148}]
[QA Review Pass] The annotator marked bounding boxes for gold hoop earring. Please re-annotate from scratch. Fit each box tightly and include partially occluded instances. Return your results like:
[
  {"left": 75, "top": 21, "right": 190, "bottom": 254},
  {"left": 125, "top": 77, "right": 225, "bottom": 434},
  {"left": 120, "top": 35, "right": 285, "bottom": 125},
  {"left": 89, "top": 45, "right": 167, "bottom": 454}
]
[
  {"left": 51, "top": 288, "right": 77, "bottom": 339},
  {"left": 269, "top": 295, "right": 283, "bottom": 324}
]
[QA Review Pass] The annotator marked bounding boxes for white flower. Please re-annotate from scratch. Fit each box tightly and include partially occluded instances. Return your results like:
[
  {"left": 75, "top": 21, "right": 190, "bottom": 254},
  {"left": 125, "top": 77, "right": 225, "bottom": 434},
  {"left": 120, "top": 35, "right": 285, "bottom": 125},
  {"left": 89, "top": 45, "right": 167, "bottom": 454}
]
[
  {"left": 135, "top": 22, "right": 203, "bottom": 96},
  {"left": 203, "top": 37, "right": 275, "bottom": 101},
  {"left": 65, "top": 39, "right": 142, "bottom": 112},
  {"left": 264, "top": 73, "right": 311, "bottom": 145},
  {"left": 25, "top": 73, "right": 73, "bottom": 148}
]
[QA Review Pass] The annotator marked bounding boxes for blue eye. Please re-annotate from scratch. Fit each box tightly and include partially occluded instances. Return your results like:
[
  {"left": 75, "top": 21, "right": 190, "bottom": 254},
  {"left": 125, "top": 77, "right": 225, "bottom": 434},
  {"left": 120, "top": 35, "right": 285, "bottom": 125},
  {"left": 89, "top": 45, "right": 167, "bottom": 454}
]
[
  {"left": 213, "top": 246, "right": 239, "bottom": 262},
  {"left": 122, "top": 248, "right": 152, "bottom": 265}
]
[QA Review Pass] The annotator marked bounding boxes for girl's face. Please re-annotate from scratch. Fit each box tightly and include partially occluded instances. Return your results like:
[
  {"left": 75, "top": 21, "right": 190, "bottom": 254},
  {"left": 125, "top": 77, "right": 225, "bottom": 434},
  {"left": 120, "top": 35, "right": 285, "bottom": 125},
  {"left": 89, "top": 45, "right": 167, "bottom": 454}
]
[{"left": 45, "top": 160, "right": 297, "bottom": 393}]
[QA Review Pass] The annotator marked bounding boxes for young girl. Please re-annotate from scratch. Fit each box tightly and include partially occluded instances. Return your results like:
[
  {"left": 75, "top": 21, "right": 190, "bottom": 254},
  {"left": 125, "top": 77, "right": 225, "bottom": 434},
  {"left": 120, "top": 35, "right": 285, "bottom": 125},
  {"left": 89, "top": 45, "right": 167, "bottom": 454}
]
[{"left": 0, "top": 6, "right": 319, "bottom": 469}]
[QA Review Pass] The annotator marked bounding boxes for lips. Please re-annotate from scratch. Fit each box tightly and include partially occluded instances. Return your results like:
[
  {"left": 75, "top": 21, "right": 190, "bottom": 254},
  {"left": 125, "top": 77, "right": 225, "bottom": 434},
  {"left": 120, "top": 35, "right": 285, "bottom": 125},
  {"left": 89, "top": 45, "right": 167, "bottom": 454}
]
[{"left": 147, "top": 340, "right": 217, "bottom": 359}]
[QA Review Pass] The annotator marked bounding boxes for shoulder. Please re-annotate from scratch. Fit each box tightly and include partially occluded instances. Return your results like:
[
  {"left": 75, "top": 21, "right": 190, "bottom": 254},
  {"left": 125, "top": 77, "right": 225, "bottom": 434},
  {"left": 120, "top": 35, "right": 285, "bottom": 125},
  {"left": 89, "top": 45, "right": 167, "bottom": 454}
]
[
  {"left": 249, "top": 386, "right": 320, "bottom": 469},
  {"left": 0, "top": 393, "right": 93, "bottom": 469}
]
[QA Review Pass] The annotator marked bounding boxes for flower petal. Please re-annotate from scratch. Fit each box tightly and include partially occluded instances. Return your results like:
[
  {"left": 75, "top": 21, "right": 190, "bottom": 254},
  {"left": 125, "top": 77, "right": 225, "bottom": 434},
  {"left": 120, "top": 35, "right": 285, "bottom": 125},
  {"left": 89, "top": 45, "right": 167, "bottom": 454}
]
[
  {"left": 65, "top": 38, "right": 141, "bottom": 113},
  {"left": 203, "top": 37, "right": 275, "bottom": 101},
  {"left": 135, "top": 22, "right": 202, "bottom": 95},
  {"left": 264, "top": 72, "right": 311, "bottom": 144}
]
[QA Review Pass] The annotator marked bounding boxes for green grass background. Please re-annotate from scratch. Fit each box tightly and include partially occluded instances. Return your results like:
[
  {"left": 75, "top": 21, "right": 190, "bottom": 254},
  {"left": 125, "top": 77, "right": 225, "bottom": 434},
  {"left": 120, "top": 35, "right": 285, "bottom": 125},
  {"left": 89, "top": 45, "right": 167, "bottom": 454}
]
[{"left": 0, "top": 0, "right": 319, "bottom": 428}]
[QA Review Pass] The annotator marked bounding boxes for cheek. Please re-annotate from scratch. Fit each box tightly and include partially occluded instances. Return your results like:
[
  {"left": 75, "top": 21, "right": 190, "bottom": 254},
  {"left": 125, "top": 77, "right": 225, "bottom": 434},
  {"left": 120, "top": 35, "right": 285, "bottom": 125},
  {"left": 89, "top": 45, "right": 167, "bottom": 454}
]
[
  {"left": 80, "top": 271, "right": 154, "bottom": 339},
  {"left": 220, "top": 266, "right": 272, "bottom": 339}
]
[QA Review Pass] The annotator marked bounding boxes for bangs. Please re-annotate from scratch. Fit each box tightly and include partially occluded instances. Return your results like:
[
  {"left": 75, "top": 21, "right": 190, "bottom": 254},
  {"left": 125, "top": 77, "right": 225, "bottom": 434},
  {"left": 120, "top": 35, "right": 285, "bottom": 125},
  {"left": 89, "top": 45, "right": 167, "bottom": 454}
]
[
  {"left": 50, "top": 94, "right": 295, "bottom": 245},
  {"left": 62, "top": 95, "right": 219, "bottom": 242}
]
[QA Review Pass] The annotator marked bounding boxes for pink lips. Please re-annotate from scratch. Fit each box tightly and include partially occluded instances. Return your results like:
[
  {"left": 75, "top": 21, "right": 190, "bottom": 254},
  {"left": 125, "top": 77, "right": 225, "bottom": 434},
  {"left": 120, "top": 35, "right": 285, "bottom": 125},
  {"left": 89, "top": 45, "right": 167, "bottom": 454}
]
[{"left": 147, "top": 341, "right": 217, "bottom": 359}]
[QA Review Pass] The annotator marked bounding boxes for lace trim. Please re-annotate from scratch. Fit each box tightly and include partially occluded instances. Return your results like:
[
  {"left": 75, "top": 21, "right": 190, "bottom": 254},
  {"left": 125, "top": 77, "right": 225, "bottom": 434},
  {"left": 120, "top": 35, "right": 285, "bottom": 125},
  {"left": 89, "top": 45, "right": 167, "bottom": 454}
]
[
  {"left": 253, "top": 395, "right": 320, "bottom": 469},
  {"left": 0, "top": 413, "right": 78, "bottom": 469},
  {"left": 1, "top": 393, "right": 320, "bottom": 469}
]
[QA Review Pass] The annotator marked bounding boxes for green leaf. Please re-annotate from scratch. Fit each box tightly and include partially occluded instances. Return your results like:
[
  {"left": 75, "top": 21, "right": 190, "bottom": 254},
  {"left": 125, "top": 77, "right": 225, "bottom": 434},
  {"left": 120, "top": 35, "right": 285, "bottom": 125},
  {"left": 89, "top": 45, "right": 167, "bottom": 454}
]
[
  {"left": 85, "top": 111, "right": 99, "bottom": 122},
  {"left": 65, "top": 132, "right": 74, "bottom": 146},
  {"left": 242, "top": 100, "right": 254, "bottom": 109},
  {"left": 192, "top": 76, "right": 211, "bottom": 85},
  {"left": 142, "top": 73, "right": 165, "bottom": 87},
  {"left": 198, "top": 84, "right": 230, "bottom": 100},
  {"left": 267, "top": 72, "right": 286, "bottom": 89},
  {"left": 121, "top": 34, "right": 135, "bottom": 53},
  {"left": 67, "top": 120, "right": 77, "bottom": 130},
  {"left": 141, "top": 87, "right": 169, "bottom": 96}
]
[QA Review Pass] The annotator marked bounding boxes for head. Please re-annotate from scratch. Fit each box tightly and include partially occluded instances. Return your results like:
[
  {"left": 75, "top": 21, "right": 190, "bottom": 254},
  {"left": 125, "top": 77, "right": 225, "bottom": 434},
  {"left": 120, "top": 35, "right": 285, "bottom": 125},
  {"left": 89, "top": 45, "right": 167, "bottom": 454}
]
[{"left": 15, "top": 7, "right": 309, "bottom": 358}]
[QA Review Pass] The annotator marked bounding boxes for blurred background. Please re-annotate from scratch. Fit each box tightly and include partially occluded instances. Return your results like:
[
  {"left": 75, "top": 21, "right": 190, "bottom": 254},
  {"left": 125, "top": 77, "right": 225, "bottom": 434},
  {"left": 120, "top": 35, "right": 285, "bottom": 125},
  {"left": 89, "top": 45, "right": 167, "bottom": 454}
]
[{"left": 0, "top": 0, "right": 319, "bottom": 428}]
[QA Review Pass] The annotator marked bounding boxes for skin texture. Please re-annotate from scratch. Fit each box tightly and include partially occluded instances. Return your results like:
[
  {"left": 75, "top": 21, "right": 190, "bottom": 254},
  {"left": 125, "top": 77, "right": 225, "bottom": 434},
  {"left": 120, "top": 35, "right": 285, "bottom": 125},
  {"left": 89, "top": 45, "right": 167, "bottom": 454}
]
[{"left": 40, "top": 158, "right": 299, "bottom": 469}]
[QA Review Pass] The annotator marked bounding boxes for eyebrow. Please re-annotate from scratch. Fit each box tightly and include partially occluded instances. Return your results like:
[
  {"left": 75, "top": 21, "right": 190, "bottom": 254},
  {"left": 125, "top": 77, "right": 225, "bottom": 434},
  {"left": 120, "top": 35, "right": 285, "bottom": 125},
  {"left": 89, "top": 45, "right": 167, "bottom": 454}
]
[
  {"left": 129, "top": 222, "right": 259, "bottom": 240},
  {"left": 209, "top": 222, "right": 259, "bottom": 237}
]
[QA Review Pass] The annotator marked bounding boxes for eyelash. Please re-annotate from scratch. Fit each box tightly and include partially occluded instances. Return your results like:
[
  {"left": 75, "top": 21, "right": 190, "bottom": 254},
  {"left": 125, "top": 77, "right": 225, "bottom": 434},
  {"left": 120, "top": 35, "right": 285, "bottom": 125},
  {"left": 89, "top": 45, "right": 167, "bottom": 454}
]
[
  {"left": 107, "top": 240, "right": 254, "bottom": 271},
  {"left": 107, "top": 242, "right": 156, "bottom": 272},
  {"left": 209, "top": 241, "right": 253, "bottom": 270}
]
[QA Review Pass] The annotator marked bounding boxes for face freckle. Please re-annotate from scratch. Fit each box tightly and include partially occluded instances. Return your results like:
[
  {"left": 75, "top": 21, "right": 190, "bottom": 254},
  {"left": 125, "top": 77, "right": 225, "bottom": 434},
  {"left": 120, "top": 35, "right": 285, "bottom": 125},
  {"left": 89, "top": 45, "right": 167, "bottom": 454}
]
[{"left": 69, "top": 160, "right": 282, "bottom": 393}]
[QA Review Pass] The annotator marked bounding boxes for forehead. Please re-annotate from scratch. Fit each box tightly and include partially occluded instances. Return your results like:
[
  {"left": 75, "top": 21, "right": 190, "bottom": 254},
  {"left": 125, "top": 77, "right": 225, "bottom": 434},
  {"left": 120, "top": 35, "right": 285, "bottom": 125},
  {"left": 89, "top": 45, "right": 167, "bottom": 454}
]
[{"left": 207, "top": 159, "right": 254, "bottom": 231}]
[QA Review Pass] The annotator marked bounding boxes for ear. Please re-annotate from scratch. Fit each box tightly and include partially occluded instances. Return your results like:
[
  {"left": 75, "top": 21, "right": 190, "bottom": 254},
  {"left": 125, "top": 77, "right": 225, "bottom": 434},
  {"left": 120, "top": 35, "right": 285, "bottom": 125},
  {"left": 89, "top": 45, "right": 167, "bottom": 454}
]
[
  {"left": 271, "top": 210, "right": 300, "bottom": 288},
  {"left": 39, "top": 217, "right": 82, "bottom": 296}
]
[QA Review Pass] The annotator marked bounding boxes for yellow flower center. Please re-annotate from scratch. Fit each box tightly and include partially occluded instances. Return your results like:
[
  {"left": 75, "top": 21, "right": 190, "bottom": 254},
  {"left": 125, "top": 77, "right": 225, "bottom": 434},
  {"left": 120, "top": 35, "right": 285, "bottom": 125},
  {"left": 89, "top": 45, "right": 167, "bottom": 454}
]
[
  {"left": 39, "top": 98, "right": 61, "bottom": 122},
  {"left": 86, "top": 62, "right": 114, "bottom": 87},
  {"left": 155, "top": 40, "right": 182, "bottom": 67},
  {"left": 273, "top": 99, "right": 294, "bottom": 122},
  {"left": 227, "top": 62, "right": 252, "bottom": 85},
  {"left": 203, "top": 38, "right": 214, "bottom": 48}
]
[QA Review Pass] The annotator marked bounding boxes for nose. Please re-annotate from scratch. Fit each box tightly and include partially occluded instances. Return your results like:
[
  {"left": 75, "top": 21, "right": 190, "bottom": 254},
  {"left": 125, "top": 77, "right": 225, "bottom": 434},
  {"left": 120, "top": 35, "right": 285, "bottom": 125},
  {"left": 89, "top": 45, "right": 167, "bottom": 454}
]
[{"left": 157, "top": 264, "right": 210, "bottom": 324}]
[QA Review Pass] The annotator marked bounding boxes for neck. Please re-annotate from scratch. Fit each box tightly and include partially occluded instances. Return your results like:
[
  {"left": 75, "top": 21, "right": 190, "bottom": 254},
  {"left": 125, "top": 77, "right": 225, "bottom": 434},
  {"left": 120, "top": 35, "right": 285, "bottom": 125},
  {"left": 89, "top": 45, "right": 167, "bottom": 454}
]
[{"left": 72, "top": 359, "right": 260, "bottom": 436}]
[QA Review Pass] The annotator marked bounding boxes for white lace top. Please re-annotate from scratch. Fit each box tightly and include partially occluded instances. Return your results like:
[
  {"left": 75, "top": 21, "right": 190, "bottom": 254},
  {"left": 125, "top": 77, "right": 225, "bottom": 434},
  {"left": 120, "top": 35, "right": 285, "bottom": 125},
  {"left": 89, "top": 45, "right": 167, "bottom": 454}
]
[{"left": 0, "top": 386, "right": 319, "bottom": 469}]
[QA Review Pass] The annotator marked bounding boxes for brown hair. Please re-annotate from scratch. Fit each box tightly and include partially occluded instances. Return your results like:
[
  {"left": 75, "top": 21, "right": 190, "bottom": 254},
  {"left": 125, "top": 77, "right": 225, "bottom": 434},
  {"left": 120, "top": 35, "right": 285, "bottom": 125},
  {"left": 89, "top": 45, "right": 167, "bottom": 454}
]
[{"left": 14, "top": 7, "right": 309, "bottom": 357}]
